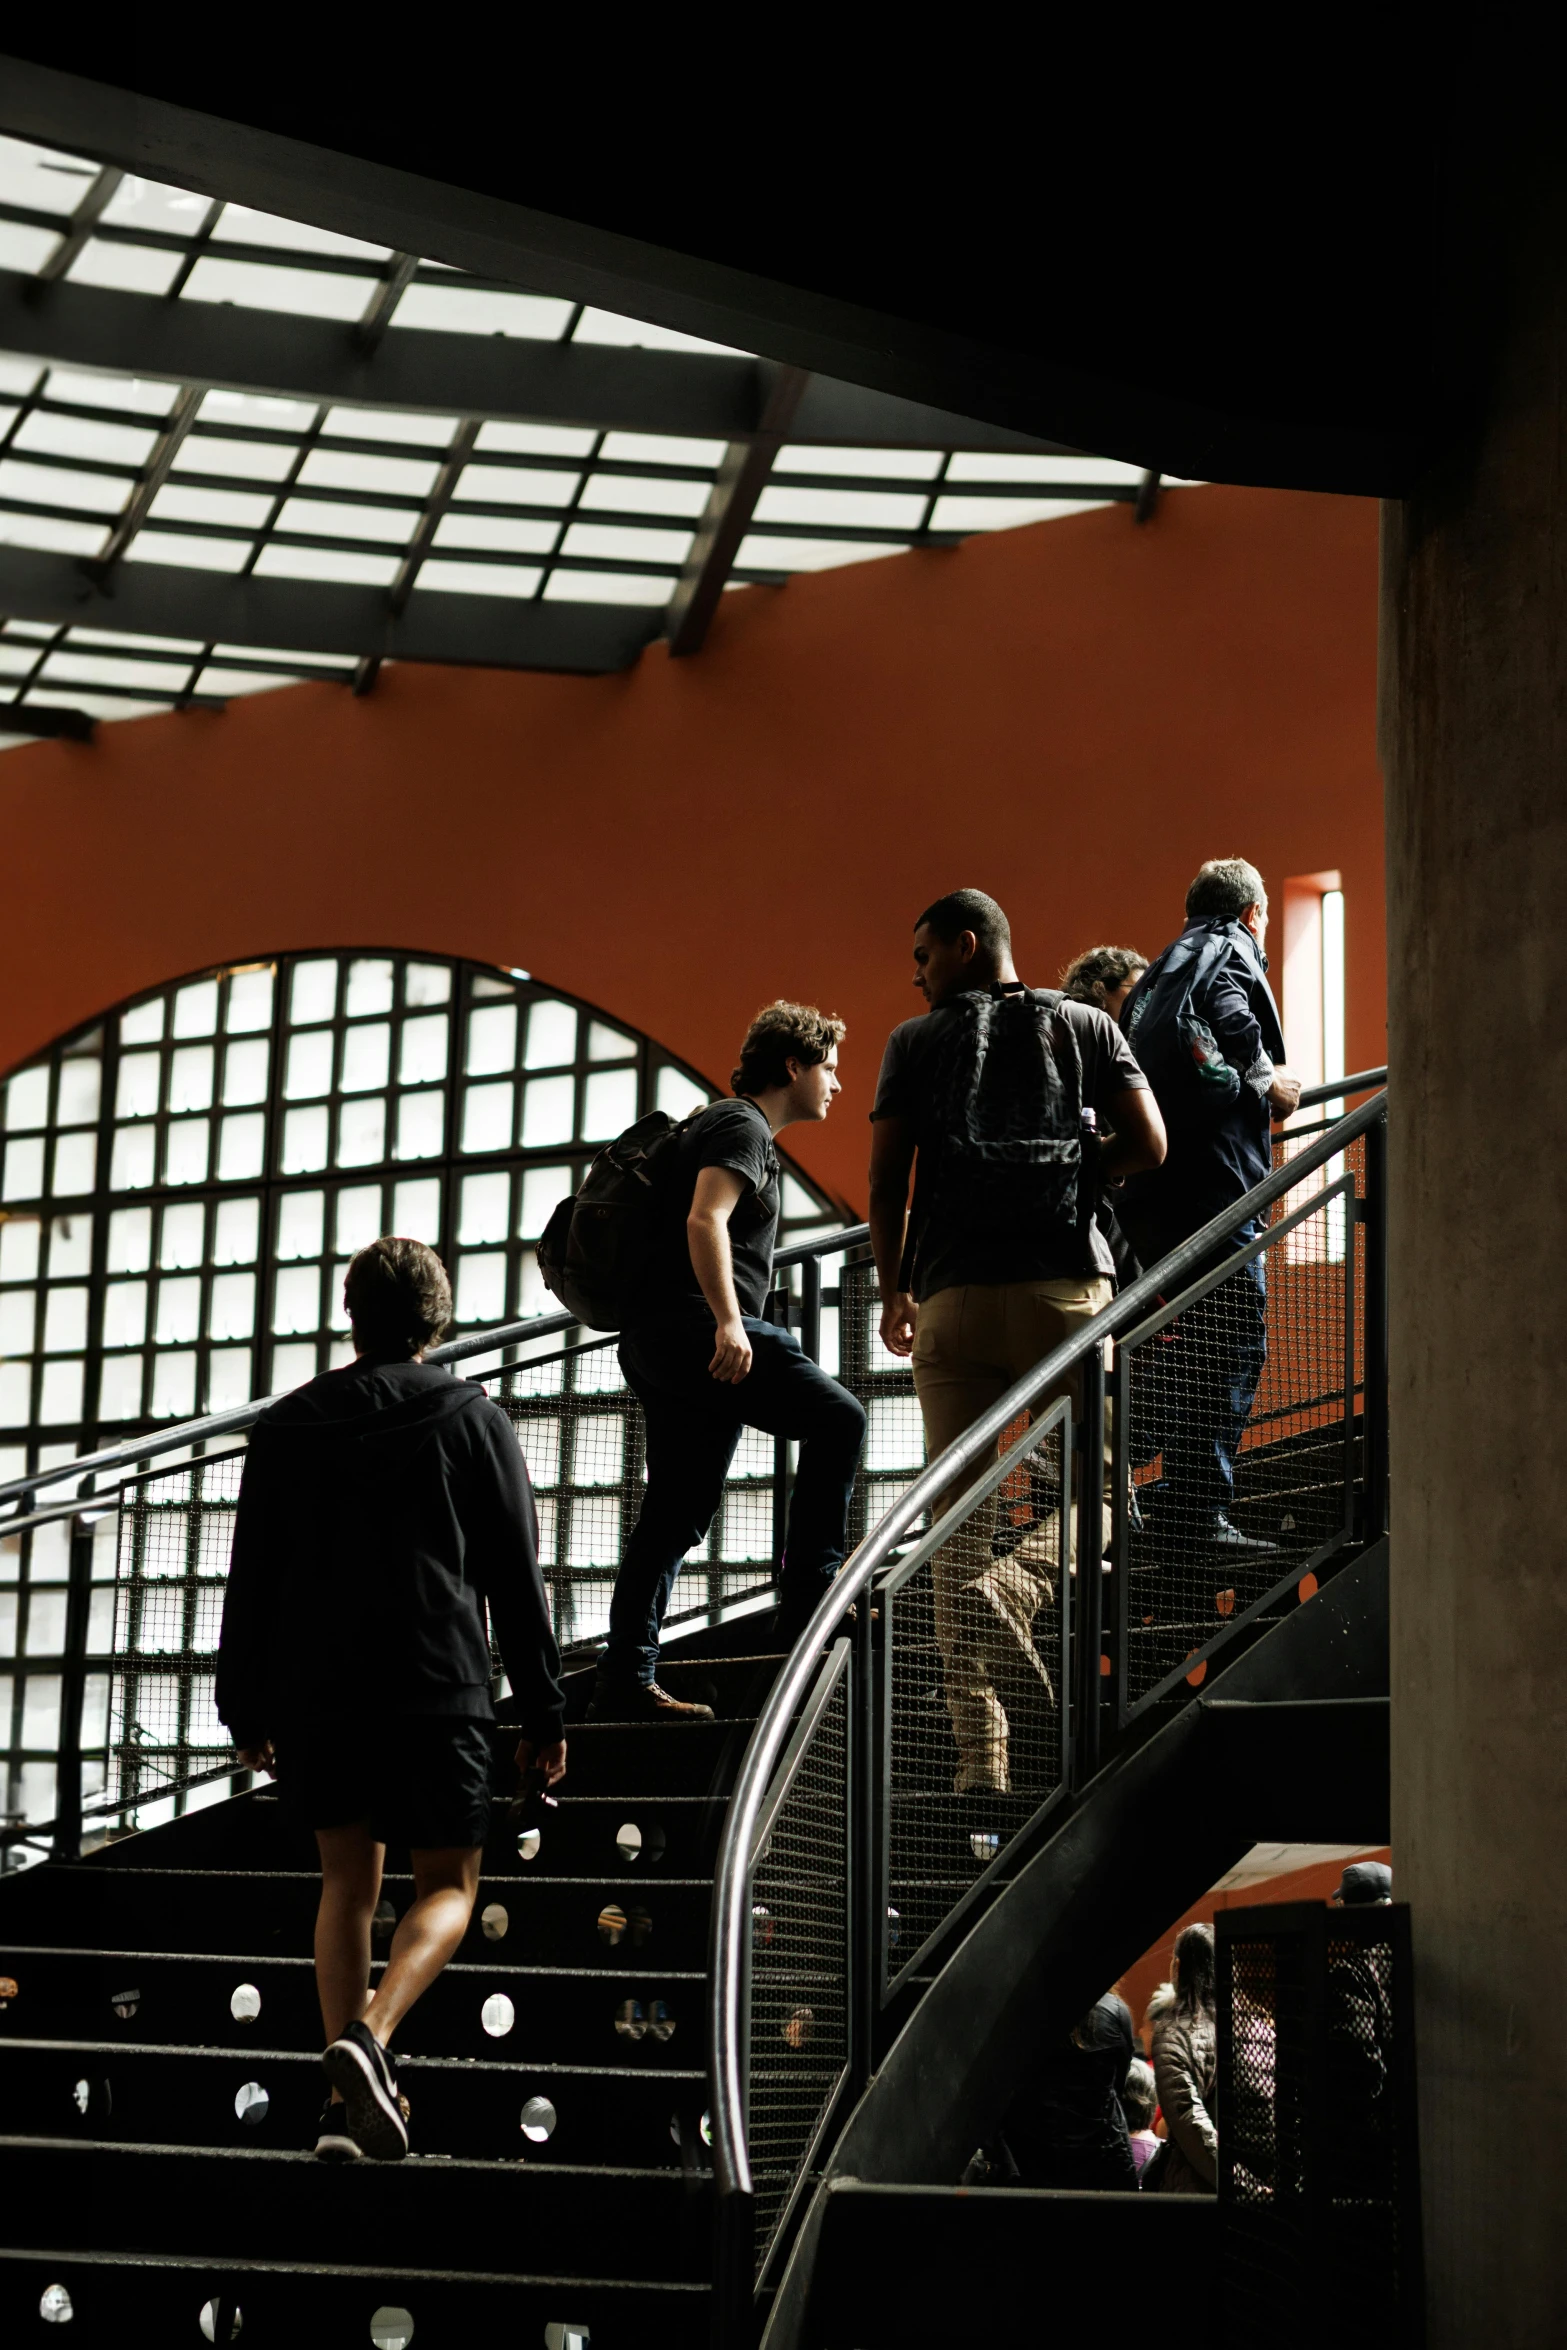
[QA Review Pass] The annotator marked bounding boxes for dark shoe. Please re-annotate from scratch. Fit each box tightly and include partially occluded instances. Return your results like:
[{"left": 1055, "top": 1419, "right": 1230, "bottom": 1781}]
[
  {"left": 587, "top": 1674, "right": 714, "bottom": 1722},
  {"left": 322, "top": 2019, "right": 408, "bottom": 2160},
  {"left": 1211, "top": 1514, "right": 1278, "bottom": 1555},
  {"left": 314, "top": 2098, "right": 360, "bottom": 2162}
]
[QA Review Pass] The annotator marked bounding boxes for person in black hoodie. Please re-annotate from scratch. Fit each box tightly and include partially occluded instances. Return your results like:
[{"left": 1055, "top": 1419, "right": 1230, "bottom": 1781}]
[{"left": 216, "top": 1235, "right": 565, "bottom": 2164}]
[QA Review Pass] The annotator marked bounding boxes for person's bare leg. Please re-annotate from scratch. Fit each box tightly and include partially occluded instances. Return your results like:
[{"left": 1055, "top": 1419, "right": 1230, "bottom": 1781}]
[
  {"left": 363, "top": 1845, "right": 482, "bottom": 2048},
  {"left": 314, "top": 1822, "right": 385, "bottom": 2085}
]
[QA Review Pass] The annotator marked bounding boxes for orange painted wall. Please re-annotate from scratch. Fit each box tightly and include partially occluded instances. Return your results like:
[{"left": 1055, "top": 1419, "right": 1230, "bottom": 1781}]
[
  {"left": 0, "top": 484, "right": 1382, "bottom": 1213},
  {"left": 1117, "top": 1844, "right": 1395, "bottom": 2048}
]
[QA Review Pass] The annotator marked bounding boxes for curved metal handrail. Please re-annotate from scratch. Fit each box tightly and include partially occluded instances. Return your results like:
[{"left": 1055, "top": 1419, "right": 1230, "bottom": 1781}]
[
  {"left": 0, "top": 1220, "right": 874, "bottom": 1517},
  {"left": 707, "top": 1084, "right": 1389, "bottom": 2200}
]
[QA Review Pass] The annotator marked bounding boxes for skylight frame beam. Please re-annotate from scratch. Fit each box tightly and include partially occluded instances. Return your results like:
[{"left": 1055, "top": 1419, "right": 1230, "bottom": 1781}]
[{"left": 666, "top": 365, "right": 809, "bottom": 657}]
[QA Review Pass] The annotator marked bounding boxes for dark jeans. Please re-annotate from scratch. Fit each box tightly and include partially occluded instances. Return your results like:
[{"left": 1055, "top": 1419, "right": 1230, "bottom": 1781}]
[
  {"left": 1141, "top": 1230, "right": 1268, "bottom": 1529},
  {"left": 604, "top": 1316, "right": 868, "bottom": 1685}
]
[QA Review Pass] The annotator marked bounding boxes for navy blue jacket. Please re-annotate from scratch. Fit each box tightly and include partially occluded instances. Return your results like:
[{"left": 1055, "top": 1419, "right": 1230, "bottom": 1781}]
[{"left": 1120, "top": 918, "right": 1286, "bottom": 1248}]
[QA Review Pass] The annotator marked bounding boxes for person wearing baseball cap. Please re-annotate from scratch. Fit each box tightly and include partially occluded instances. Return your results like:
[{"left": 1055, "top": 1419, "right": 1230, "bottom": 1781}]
[{"left": 1333, "top": 1860, "right": 1392, "bottom": 1906}]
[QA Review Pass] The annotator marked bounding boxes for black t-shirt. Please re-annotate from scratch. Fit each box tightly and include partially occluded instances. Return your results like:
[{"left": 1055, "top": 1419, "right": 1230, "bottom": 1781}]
[
  {"left": 637, "top": 1096, "right": 781, "bottom": 1322},
  {"left": 870, "top": 991, "right": 1150, "bottom": 1300}
]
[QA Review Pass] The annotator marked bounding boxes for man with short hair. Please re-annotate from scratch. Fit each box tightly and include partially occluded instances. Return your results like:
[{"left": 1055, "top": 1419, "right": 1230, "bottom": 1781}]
[
  {"left": 1119, "top": 858, "right": 1302, "bottom": 1553},
  {"left": 216, "top": 1235, "right": 565, "bottom": 2164},
  {"left": 589, "top": 1001, "right": 867, "bottom": 1718},
  {"left": 869, "top": 889, "right": 1166, "bottom": 1794}
]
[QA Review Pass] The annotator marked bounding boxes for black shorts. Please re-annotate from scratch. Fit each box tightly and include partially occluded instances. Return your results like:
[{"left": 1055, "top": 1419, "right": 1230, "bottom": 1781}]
[{"left": 274, "top": 1714, "right": 495, "bottom": 1849}]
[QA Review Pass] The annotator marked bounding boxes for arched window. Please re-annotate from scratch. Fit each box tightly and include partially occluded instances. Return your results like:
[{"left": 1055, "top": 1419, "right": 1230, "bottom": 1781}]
[{"left": 0, "top": 950, "right": 840, "bottom": 1467}]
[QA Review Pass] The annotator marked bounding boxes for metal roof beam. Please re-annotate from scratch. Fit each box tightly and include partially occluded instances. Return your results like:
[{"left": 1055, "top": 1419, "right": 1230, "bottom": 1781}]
[
  {"left": 0, "top": 545, "right": 661, "bottom": 675},
  {"left": 667, "top": 365, "right": 808, "bottom": 657},
  {"left": 0, "top": 269, "right": 1064, "bottom": 453}
]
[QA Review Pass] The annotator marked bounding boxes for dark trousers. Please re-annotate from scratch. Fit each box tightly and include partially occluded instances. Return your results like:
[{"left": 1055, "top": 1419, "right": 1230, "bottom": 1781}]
[
  {"left": 603, "top": 1316, "right": 868, "bottom": 1684},
  {"left": 1141, "top": 1229, "right": 1268, "bottom": 1528}
]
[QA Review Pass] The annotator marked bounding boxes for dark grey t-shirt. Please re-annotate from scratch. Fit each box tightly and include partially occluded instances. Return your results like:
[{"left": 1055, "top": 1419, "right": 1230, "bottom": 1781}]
[
  {"left": 638, "top": 1096, "right": 781, "bottom": 1322},
  {"left": 871, "top": 992, "right": 1150, "bottom": 1299}
]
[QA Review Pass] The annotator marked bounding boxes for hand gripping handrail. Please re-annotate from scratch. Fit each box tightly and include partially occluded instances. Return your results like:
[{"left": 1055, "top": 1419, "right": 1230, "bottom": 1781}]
[
  {"left": 707, "top": 1083, "right": 1388, "bottom": 2200},
  {"left": 0, "top": 1219, "right": 873, "bottom": 1517}
]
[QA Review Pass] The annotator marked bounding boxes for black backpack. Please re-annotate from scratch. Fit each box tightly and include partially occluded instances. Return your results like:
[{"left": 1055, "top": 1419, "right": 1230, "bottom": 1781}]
[
  {"left": 906, "top": 987, "right": 1089, "bottom": 1285},
  {"left": 536, "top": 1109, "right": 699, "bottom": 1331},
  {"left": 1123, "top": 922, "right": 1248, "bottom": 1109}
]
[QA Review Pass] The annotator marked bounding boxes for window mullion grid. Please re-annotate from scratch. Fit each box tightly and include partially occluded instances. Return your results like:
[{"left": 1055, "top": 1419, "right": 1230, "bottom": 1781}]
[
  {"left": 539, "top": 430, "right": 605, "bottom": 595},
  {"left": 239, "top": 405, "right": 328, "bottom": 578},
  {"left": 92, "top": 381, "right": 207, "bottom": 573},
  {"left": 162, "top": 199, "right": 224, "bottom": 304},
  {"left": 389, "top": 416, "right": 482, "bottom": 614}
]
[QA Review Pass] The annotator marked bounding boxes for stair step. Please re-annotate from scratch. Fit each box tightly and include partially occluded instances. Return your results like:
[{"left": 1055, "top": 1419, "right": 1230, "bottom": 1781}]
[
  {"left": 0, "top": 1867, "right": 713, "bottom": 1970},
  {"left": 77, "top": 1788, "right": 732, "bottom": 1878},
  {"left": 0, "top": 1949, "right": 705, "bottom": 2067},
  {"left": 0, "top": 2137, "right": 713, "bottom": 2279},
  {"left": 499, "top": 1717, "right": 753, "bottom": 1798},
  {"left": 0, "top": 2040, "right": 712, "bottom": 2167},
  {"left": 0, "top": 2243, "right": 708, "bottom": 2349},
  {"left": 562, "top": 1651, "right": 785, "bottom": 1722}
]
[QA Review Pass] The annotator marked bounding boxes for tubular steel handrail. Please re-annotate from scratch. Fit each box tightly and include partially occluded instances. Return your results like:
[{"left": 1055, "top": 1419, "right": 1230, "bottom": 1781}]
[
  {"left": 707, "top": 1084, "right": 1389, "bottom": 2226},
  {"left": 0, "top": 1221, "right": 873, "bottom": 1518}
]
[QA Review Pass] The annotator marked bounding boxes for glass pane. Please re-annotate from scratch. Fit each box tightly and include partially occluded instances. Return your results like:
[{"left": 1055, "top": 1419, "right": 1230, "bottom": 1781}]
[
  {"left": 209, "top": 1273, "right": 256, "bottom": 1340},
  {"left": 582, "top": 1068, "right": 638, "bottom": 1141},
  {"left": 39, "top": 1358, "right": 84, "bottom": 1423},
  {"left": 656, "top": 1066, "right": 710, "bottom": 1120},
  {"left": 155, "top": 1276, "right": 201, "bottom": 1343},
  {"left": 98, "top": 1352, "right": 143, "bottom": 1419},
  {"left": 392, "top": 1178, "right": 441, "bottom": 1240},
  {"left": 284, "top": 1032, "right": 333, "bottom": 1100},
  {"left": 276, "top": 1191, "right": 324, "bottom": 1259},
  {"left": 525, "top": 1001, "right": 577, "bottom": 1069},
  {"left": 346, "top": 958, "right": 395, "bottom": 1017},
  {"left": 206, "top": 1348, "right": 253, "bottom": 1410},
  {"left": 51, "top": 1134, "right": 96, "bottom": 1196},
  {"left": 336, "top": 1097, "right": 387, "bottom": 1167},
  {"left": 519, "top": 1165, "right": 570, "bottom": 1239},
  {"left": 168, "top": 1044, "right": 215, "bottom": 1112},
  {"left": 587, "top": 1021, "right": 634, "bottom": 1062},
  {"left": 467, "top": 1004, "right": 517, "bottom": 1075},
  {"left": 172, "top": 979, "right": 219, "bottom": 1038},
  {"left": 150, "top": 1351, "right": 196, "bottom": 1418},
  {"left": 4, "top": 1136, "right": 45, "bottom": 1200},
  {"left": 404, "top": 962, "right": 451, "bottom": 1008},
  {"left": 289, "top": 959, "right": 338, "bottom": 1025},
  {"left": 115, "top": 1052, "right": 162, "bottom": 1119},
  {"left": 455, "top": 1251, "right": 506, "bottom": 1323},
  {"left": 341, "top": 1024, "right": 390, "bottom": 1093},
  {"left": 120, "top": 999, "right": 164, "bottom": 1045},
  {"left": 222, "top": 1039, "right": 270, "bottom": 1105},
  {"left": 0, "top": 1290, "right": 34, "bottom": 1350},
  {"left": 459, "top": 1171, "right": 510, "bottom": 1245},
  {"left": 109, "top": 1127, "right": 156, "bottom": 1190},
  {"left": 43, "top": 1288, "right": 88, "bottom": 1351},
  {"left": 399, "top": 1014, "right": 449, "bottom": 1084},
  {"left": 522, "top": 1076, "right": 575, "bottom": 1148},
  {"left": 226, "top": 968, "right": 274, "bottom": 1032},
  {"left": 48, "top": 1216, "right": 91, "bottom": 1276},
  {"left": 163, "top": 1118, "right": 212, "bottom": 1186},
  {"left": 460, "top": 1082, "right": 514, "bottom": 1153},
  {"left": 3, "top": 1066, "right": 49, "bottom": 1130},
  {"left": 273, "top": 1265, "right": 321, "bottom": 1335},
  {"left": 160, "top": 1207, "right": 205, "bottom": 1276},
  {"left": 281, "top": 1106, "right": 330, "bottom": 1173},
  {"left": 394, "top": 1090, "right": 444, "bottom": 1160},
  {"left": 106, "top": 1207, "right": 151, "bottom": 1273},
  {"left": 334, "top": 1185, "right": 382, "bottom": 1254},
  {"left": 217, "top": 1112, "right": 266, "bottom": 1181},
  {"left": 55, "top": 1058, "right": 101, "bottom": 1126},
  {"left": 213, "top": 1197, "right": 260, "bottom": 1265}
]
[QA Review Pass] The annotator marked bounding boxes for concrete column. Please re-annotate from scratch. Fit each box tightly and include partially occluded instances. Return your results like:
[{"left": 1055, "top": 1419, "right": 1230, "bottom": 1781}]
[{"left": 1381, "top": 143, "right": 1567, "bottom": 2339}]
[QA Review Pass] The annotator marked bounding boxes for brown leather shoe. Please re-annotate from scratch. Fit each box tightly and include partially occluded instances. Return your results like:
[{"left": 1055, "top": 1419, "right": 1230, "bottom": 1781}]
[{"left": 587, "top": 1675, "right": 714, "bottom": 1722}]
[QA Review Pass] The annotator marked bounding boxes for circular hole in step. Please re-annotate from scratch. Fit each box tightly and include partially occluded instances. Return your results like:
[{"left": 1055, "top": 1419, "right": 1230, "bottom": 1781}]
[
  {"left": 969, "top": 1832, "right": 1000, "bottom": 1864},
  {"left": 543, "top": 2325, "right": 591, "bottom": 2350},
  {"left": 72, "top": 2077, "right": 90, "bottom": 2115},
  {"left": 371, "top": 1898, "right": 397, "bottom": 1945},
  {"left": 234, "top": 2080, "right": 269, "bottom": 2128},
  {"left": 782, "top": 2006, "right": 814, "bottom": 2051},
  {"left": 886, "top": 1906, "right": 901, "bottom": 1949},
  {"left": 597, "top": 1903, "right": 627, "bottom": 1947},
  {"left": 481, "top": 1902, "right": 509, "bottom": 1942},
  {"left": 229, "top": 1982, "right": 261, "bottom": 2024},
  {"left": 701, "top": 2108, "right": 712, "bottom": 2147},
  {"left": 751, "top": 1903, "right": 774, "bottom": 1948},
  {"left": 0, "top": 1973, "right": 17, "bottom": 2010},
  {"left": 39, "top": 2283, "right": 73, "bottom": 2324},
  {"left": 199, "top": 2298, "right": 243, "bottom": 2342},
  {"left": 669, "top": 2106, "right": 713, "bottom": 2152},
  {"left": 110, "top": 1984, "right": 140, "bottom": 2023},
  {"left": 481, "top": 1993, "right": 516, "bottom": 2038},
  {"left": 370, "top": 2309, "right": 415, "bottom": 2350},
  {"left": 520, "top": 2095, "right": 557, "bottom": 2143},
  {"left": 614, "top": 1998, "right": 646, "bottom": 2042},
  {"left": 647, "top": 1999, "right": 675, "bottom": 2043},
  {"left": 614, "top": 1819, "right": 664, "bottom": 1865},
  {"left": 518, "top": 1826, "right": 542, "bottom": 1863}
]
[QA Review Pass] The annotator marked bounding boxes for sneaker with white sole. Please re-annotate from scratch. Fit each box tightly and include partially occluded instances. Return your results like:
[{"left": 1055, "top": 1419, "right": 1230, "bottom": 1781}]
[
  {"left": 322, "top": 2018, "right": 408, "bottom": 2160},
  {"left": 314, "top": 2098, "right": 360, "bottom": 2162}
]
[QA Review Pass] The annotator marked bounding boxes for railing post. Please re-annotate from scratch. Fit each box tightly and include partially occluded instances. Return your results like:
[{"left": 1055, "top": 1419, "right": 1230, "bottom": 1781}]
[
  {"left": 51, "top": 1512, "right": 96, "bottom": 1865},
  {"left": 1362, "top": 1107, "right": 1390, "bottom": 1538},
  {"left": 851, "top": 1591, "right": 877, "bottom": 2083},
  {"left": 1073, "top": 1348, "right": 1107, "bottom": 1785},
  {"left": 800, "top": 1250, "right": 823, "bottom": 1366}
]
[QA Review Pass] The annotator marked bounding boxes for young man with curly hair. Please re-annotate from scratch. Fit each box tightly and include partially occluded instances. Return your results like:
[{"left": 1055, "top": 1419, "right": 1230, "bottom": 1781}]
[{"left": 589, "top": 1001, "right": 866, "bottom": 1718}]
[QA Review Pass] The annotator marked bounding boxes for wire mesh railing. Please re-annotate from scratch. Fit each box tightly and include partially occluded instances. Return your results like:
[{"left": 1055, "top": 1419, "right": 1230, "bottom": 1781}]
[
  {"left": 708, "top": 1079, "right": 1388, "bottom": 2325},
  {"left": 745, "top": 1640, "right": 852, "bottom": 2284}
]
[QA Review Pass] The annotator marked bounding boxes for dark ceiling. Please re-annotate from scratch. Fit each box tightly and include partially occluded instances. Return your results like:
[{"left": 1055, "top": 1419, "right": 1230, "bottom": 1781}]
[{"left": 0, "top": 40, "right": 1455, "bottom": 496}]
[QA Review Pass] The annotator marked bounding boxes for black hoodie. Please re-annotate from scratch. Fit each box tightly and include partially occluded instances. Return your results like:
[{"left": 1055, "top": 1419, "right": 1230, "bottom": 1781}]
[{"left": 215, "top": 1357, "right": 564, "bottom": 1751}]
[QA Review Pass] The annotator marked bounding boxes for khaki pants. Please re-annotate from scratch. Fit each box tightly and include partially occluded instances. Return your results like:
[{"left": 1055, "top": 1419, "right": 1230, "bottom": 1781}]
[{"left": 911, "top": 1278, "right": 1114, "bottom": 1794}]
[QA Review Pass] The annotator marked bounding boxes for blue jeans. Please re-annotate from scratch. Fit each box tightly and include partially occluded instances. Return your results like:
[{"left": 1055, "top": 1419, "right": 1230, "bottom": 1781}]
[
  {"left": 1141, "top": 1233, "right": 1268, "bottom": 1528},
  {"left": 603, "top": 1317, "right": 868, "bottom": 1685}
]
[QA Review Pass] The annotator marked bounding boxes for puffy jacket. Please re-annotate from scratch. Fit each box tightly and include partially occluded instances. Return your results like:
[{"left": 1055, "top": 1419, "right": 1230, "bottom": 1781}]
[{"left": 1150, "top": 2008, "right": 1219, "bottom": 2193}]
